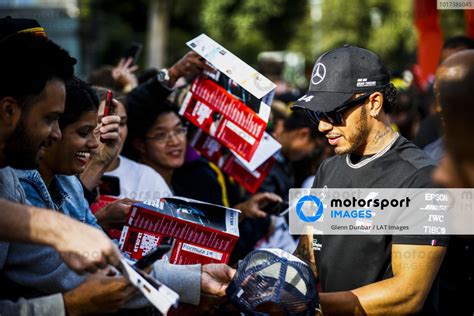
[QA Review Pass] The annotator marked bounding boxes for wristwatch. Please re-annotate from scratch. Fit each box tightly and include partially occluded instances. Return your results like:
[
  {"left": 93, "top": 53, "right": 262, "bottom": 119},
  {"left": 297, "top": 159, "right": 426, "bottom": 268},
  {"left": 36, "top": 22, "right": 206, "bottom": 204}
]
[{"left": 157, "top": 68, "right": 172, "bottom": 88}]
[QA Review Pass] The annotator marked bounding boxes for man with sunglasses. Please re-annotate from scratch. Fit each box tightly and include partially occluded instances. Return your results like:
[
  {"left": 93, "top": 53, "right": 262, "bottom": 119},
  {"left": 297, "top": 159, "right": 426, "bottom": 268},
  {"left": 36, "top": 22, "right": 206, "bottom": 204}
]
[{"left": 292, "top": 46, "right": 448, "bottom": 315}]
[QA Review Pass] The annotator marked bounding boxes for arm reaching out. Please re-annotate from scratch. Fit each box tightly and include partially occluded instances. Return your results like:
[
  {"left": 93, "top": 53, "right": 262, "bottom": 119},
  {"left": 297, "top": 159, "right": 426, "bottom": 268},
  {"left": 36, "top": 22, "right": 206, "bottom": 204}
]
[
  {"left": 297, "top": 243, "right": 446, "bottom": 315},
  {"left": 234, "top": 192, "right": 282, "bottom": 220},
  {"left": 0, "top": 199, "right": 121, "bottom": 274},
  {"left": 201, "top": 263, "right": 236, "bottom": 297},
  {"left": 63, "top": 270, "right": 136, "bottom": 315}
]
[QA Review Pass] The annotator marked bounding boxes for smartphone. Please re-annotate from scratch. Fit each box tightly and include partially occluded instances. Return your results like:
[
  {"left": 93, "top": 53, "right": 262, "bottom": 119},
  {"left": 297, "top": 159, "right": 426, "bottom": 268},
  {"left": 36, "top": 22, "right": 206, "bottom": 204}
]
[
  {"left": 99, "top": 175, "right": 120, "bottom": 196},
  {"left": 134, "top": 240, "right": 172, "bottom": 270},
  {"left": 262, "top": 201, "right": 290, "bottom": 216},
  {"left": 102, "top": 89, "right": 114, "bottom": 117},
  {"left": 123, "top": 42, "right": 143, "bottom": 64}
]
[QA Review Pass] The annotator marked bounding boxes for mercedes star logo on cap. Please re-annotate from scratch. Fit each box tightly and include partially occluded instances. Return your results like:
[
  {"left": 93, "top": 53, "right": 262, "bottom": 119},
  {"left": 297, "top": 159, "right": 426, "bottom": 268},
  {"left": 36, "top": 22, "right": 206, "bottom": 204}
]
[{"left": 311, "top": 62, "right": 326, "bottom": 85}]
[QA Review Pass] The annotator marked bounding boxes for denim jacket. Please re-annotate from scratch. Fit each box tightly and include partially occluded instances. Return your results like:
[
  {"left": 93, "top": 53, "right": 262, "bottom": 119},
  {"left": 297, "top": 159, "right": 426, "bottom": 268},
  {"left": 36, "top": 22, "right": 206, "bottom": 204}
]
[
  {"left": 0, "top": 170, "right": 100, "bottom": 296},
  {"left": 0, "top": 167, "right": 27, "bottom": 271},
  {"left": 15, "top": 170, "right": 100, "bottom": 228}
]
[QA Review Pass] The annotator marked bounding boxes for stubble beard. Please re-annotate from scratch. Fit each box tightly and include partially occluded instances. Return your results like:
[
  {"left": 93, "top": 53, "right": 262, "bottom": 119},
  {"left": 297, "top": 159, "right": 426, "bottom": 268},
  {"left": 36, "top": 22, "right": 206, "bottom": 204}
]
[
  {"left": 335, "top": 106, "right": 369, "bottom": 155},
  {"left": 3, "top": 117, "right": 48, "bottom": 169}
]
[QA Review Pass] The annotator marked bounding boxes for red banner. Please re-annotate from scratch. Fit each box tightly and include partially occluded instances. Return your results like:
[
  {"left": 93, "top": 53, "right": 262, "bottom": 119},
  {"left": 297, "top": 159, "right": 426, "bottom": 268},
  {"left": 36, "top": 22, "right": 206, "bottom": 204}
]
[
  {"left": 466, "top": 10, "right": 474, "bottom": 38},
  {"left": 414, "top": 0, "right": 443, "bottom": 89}
]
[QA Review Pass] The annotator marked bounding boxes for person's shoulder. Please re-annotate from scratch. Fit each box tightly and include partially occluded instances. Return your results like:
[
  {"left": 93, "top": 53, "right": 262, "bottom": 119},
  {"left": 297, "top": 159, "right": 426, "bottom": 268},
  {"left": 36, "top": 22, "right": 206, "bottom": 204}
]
[
  {"left": 401, "top": 164, "right": 436, "bottom": 188},
  {"left": 318, "top": 154, "right": 344, "bottom": 172},
  {"left": 14, "top": 169, "right": 44, "bottom": 198},
  {"left": 173, "top": 158, "right": 221, "bottom": 190},
  {"left": 179, "top": 158, "right": 217, "bottom": 177},
  {"left": 0, "top": 168, "right": 27, "bottom": 202},
  {"left": 312, "top": 155, "right": 344, "bottom": 188},
  {"left": 390, "top": 137, "right": 437, "bottom": 187},
  {"left": 392, "top": 136, "right": 436, "bottom": 171},
  {"left": 126, "top": 157, "right": 159, "bottom": 176},
  {"left": 116, "top": 155, "right": 135, "bottom": 169},
  {"left": 197, "top": 158, "right": 222, "bottom": 180},
  {"left": 13, "top": 169, "right": 39, "bottom": 184},
  {"left": 111, "top": 156, "right": 145, "bottom": 175},
  {"left": 0, "top": 167, "right": 19, "bottom": 183},
  {"left": 127, "top": 158, "right": 169, "bottom": 186}
]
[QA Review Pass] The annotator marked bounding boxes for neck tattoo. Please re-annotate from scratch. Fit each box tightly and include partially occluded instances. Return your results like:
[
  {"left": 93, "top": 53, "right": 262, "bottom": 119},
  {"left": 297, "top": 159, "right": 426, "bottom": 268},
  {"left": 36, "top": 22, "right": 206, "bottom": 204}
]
[{"left": 372, "top": 128, "right": 392, "bottom": 146}]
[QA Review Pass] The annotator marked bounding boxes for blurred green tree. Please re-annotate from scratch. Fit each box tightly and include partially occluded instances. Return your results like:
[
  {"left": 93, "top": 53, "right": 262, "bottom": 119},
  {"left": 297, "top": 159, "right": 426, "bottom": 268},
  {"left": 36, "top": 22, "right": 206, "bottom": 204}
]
[
  {"left": 200, "top": 0, "right": 312, "bottom": 66},
  {"left": 80, "top": 0, "right": 468, "bottom": 75},
  {"left": 317, "top": 0, "right": 415, "bottom": 71},
  {"left": 81, "top": 0, "right": 312, "bottom": 71},
  {"left": 316, "top": 0, "right": 468, "bottom": 72},
  {"left": 167, "top": 0, "right": 205, "bottom": 63},
  {"left": 439, "top": 9, "right": 465, "bottom": 39},
  {"left": 366, "top": 0, "right": 417, "bottom": 71},
  {"left": 318, "top": 0, "right": 371, "bottom": 54}
]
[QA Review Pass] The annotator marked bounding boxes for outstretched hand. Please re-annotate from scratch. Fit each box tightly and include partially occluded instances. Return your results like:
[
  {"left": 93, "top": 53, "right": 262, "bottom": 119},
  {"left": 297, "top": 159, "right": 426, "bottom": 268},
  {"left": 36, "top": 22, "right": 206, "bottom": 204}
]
[
  {"left": 94, "top": 198, "right": 137, "bottom": 231},
  {"left": 112, "top": 57, "right": 138, "bottom": 92},
  {"left": 234, "top": 192, "right": 283, "bottom": 219},
  {"left": 63, "top": 269, "right": 136, "bottom": 315},
  {"left": 201, "top": 263, "right": 236, "bottom": 297},
  {"left": 168, "top": 51, "right": 214, "bottom": 86}
]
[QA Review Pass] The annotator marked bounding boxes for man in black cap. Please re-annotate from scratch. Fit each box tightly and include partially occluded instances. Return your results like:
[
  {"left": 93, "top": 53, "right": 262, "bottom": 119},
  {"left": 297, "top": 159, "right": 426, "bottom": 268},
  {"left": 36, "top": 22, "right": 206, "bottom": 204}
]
[{"left": 293, "top": 45, "right": 448, "bottom": 315}]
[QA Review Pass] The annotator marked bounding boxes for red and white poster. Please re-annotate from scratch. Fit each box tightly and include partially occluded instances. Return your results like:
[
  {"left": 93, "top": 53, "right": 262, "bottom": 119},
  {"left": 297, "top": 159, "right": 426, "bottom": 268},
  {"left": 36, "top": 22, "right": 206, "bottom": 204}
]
[
  {"left": 190, "top": 129, "right": 281, "bottom": 193},
  {"left": 181, "top": 34, "right": 276, "bottom": 162}
]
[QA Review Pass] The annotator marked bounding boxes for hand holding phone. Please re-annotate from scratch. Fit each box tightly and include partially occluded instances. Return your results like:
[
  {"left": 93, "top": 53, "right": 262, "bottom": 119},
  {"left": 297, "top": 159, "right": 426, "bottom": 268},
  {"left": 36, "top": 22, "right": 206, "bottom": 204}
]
[
  {"left": 261, "top": 201, "right": 290, "bottom": 216},
  {"left": 98, "top": 90, "right": 119, "bottom": 144},
  {"left": 103, "top": 90, "right": 114, "bottom": 117}
]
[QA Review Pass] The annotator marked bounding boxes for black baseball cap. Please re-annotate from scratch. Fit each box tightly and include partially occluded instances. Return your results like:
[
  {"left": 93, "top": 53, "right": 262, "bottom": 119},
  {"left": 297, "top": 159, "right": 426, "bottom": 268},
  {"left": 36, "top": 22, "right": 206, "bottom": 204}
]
[
  {"left": 293, "top": 45, "right": 390, "bottom": 113},
  {"left": 0, "top": 16, "right": 46, "bottom": 42}
]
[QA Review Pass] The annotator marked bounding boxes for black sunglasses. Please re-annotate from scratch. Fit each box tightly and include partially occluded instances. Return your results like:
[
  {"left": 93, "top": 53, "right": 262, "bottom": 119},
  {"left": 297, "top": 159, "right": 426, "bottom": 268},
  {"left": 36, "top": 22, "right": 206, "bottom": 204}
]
[{"left": 304, "top": 93, "right": 372, "bottom": 125}]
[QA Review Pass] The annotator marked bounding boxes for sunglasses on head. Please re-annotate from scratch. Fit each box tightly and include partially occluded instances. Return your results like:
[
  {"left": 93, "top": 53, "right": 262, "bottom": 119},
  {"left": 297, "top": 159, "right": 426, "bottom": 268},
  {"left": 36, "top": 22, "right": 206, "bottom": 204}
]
[{"left": 304, "top": 92, "right": 372, "bottom": 125}]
